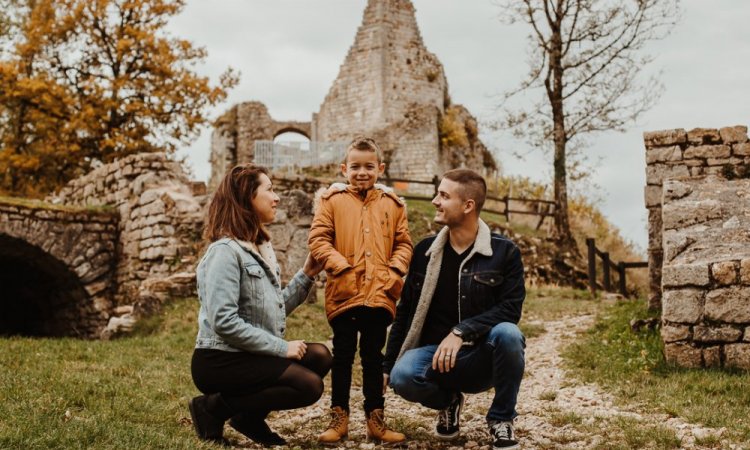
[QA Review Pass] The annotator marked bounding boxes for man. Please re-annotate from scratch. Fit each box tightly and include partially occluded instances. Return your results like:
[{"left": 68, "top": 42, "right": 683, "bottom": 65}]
[{"left": 383, "top": 169, "right": 525, "bottom": 450}]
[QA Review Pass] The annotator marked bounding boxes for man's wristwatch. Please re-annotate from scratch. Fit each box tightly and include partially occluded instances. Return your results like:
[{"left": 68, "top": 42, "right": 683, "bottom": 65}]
[{"left": 451, "top": 327, "right": 463, "bottom": 339}]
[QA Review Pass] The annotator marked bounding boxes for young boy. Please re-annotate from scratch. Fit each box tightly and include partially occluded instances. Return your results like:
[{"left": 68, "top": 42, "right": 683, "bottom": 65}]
[{"left": 309, "top": 137, "right": 413, "bottom": 445}]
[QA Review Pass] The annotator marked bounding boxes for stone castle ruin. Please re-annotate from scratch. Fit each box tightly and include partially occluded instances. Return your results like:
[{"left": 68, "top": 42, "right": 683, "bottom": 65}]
[
  {"left": 0, "top": 152, "right": 325, "bottom": 339},
  {"left": 209, "top": 0, "right": 496, "bottom": 191},
  {"left": 644, "top": 125, "right": 750, "bottom": 369}
]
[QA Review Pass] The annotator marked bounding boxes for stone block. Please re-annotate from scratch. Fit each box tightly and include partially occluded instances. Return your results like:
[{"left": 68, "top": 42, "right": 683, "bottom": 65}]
[
  {"left": 712, "top": 261, "right": 738, "bottom": 285},
  {"left": 646, "top": 145, "right": 682, "bottom": 164},
  {"left": 707, "top": 158, "right": 731, "bottom": 166},
  {"left": 741, "top": 259, "right": 750, "bottom": 284},
  {"left": 734, "top": 143, "right": 750, "bottom": 156},
  {"left": 643, "top": 129, "right": 687, "bottom": 147},
  {"left": 745, "top": 327, "right": 750, "bottom": 342},
  {"left": 682, "top": 158, "right": 705, "bottom": 167},
  {"left": 687, "top": 128, "right": 722, "bottom": 145},
  {"left": 703, "top": 346, "right": 722, "bottom": 368},
  {"left": 662, "top": 199, "right": 722, "bottom": 230},
  {"left": 644, "top": 185, "right": 662, "bottom": 207},
  {"left": 662, "top": 179, "right": 692, "bottom": 201},
  {"left": 724, "top": 343, "right": 750, "bottom": 370},
  {"left": 662, "top": 230, "right": 695, "bottom": 262},
  {"left": 661, "top": 324, "right": 690, "bottom": 342},
  {"left": 646, "top": 164, "right": 689, "bottom": 185},
  {"left": 719, "top": 125, "right": 749, "bottom": 144},
  {"left": 705, "top": 287, "right": 750, "bottom": 323},
  {"left": 693, "top": 325, "right": 742, "bottom": 343},
  {"left": 664, "top": 343, "right": 703, "bottom": 368},
  {"left": 683, "top": 145, "right": 731, "bottom": 159},
  {"left": 662, "top": 288, "right": 703, "bottom": 323},
  {"left": 662, "top": 264, "right": 710, "bottom": 287}
]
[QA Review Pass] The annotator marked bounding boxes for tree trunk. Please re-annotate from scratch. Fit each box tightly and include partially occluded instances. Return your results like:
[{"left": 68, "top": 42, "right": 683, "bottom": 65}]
[{"left": 547, "top": 3, "right": 578, "bottom": 258}]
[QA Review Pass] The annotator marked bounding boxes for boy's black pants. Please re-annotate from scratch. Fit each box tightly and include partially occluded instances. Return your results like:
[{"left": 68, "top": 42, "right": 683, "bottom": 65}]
[{"left": 330, "top": 305, "right": 392, "bottom": 414}]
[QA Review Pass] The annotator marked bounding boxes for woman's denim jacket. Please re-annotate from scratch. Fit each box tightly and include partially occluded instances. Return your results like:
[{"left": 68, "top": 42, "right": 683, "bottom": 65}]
[{"left": 195, "top": 238, "right": 314, "bottom": 357}]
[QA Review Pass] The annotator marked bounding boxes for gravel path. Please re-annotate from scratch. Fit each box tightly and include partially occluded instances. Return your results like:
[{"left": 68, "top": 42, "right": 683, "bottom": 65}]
[{"left": 228, "top": 313, "right": 729, "bottom": 449}]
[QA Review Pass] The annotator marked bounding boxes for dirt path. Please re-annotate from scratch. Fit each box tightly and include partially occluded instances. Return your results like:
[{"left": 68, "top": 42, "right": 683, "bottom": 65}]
[{"left": 231, "top": 313, "right": 729, "bottom": 449}]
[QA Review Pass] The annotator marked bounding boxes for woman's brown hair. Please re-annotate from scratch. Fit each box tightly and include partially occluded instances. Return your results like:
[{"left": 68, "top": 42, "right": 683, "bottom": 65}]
[{"left": 203, "top": 163, "right": 271, "bottom": 244}]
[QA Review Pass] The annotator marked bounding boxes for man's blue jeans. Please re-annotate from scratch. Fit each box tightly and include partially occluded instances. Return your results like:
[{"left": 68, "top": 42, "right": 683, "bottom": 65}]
[{"left": 389, "top": 322, "right": 525, "bottom": 422}]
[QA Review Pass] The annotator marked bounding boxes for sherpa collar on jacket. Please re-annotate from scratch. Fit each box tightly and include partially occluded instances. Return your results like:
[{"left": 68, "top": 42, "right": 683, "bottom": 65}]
[{"left": 397, "top": 219, "right": 493, "bottom": 358}]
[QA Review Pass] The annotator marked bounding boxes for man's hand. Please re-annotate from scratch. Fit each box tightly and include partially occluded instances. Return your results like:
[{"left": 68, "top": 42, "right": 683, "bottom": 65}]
[
  {"left": 432, "top": 333, "right": 463, "bottom": 373},
  {"left": 383, "top": 374, "right": 389, "bottom": 394}
]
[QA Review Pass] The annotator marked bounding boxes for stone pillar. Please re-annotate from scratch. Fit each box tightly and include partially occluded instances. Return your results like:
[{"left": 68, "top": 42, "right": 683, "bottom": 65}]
[{"left": 643, "top": 125, "right": 749, "bottom": 311}]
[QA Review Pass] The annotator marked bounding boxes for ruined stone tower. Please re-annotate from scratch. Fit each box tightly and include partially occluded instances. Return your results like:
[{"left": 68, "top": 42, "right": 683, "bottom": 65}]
[
  {"left": 312, "top": 0, "right": 448, "bottom": 141},
  {"left": 209, "top": 0, "right": 495, "bottom": 189}
]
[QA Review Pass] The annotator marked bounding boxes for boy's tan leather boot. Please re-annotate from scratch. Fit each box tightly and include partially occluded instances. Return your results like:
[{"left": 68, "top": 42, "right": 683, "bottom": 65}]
[
  {"left": 318, "top": 406, "right": 349, "bottom": 445},
  {"left": 366, "top": 408, "right": 406, "bottom": 446}
]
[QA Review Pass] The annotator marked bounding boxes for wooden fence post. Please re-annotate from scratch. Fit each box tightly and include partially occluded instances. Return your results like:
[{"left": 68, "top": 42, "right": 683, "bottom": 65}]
[
  {"left": 602, "top": 252, "right": 611, "bottom": 292},
  {"left": 618, "top": 262, "right": 627, "bottom": 297},
  {"left": 586, "top": 238, "right": 596, "bottom": 295}
]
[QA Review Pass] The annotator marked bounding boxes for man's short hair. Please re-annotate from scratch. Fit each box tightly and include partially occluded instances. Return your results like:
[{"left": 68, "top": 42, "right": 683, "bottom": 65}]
[
  {"left": 343, "top": 136, "right": 383, "bottom": 164},
  {"left": 442, "top": 169, "right": 487, "bottom": 215}
]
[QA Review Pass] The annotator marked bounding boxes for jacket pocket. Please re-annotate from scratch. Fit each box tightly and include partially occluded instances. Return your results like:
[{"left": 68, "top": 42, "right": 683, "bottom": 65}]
[
  {"left": 384, "top": 268, "right": 404, "bottom": 300},
  {"left": 326, "top": 269, "right": 358, "bottom": 302},
  {"left": 243, "top": 263, "right": 265, "bottom": 321},
  {"left": 470, "top": 271, "right": 503, "bottom": 308},
  {"left": 473, "top": 272, "right": 503, "bottom": 286}
]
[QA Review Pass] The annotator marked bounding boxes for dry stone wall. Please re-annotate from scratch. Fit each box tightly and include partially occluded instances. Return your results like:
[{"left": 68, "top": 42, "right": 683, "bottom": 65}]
[
  {"left": 50, "top": 153, "right": 206, "bottom": 330},
  {"left": 0, "top": 201, "right": 117, "bottom": 337},
  {"left": 660, "top": 176, "right": 750, "bottom": 369},
  {"left": 644, "top": 125, "right": 749, "bottom": 310},
  {"left": 644, "top": 125, "right": 750, "bottom": 369}
]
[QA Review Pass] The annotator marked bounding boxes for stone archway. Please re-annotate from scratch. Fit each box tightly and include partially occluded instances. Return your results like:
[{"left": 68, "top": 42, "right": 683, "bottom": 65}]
[
  {"left": 273, "top": 126, "right": 311, "bottom": 141},
  {"left": 0, "top": 235, "right": 92, "bottom": 337},
  {"left": 0, "top": 201, "right": 118, "bottom": 337}
]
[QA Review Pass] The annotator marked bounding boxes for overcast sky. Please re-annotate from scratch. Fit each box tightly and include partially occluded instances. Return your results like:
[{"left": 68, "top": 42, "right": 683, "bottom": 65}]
[{"left": 169, "top": 1, "right": 750, "bottom": 253}]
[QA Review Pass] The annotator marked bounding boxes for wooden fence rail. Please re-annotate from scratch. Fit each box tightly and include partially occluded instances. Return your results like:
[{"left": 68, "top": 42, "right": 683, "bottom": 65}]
[
  {"left": 586, "top": 238, "right": 648, "bottom": 298},
  {"left": 384, "top": 176, "right": 556, "bottom": 229}
]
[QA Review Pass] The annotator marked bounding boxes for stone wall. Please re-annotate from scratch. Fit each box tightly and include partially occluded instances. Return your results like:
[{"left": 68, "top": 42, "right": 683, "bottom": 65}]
[
  {"left": 312, "top": 0, "right": 448, "bottom": 144},
  {"left": 50, "top": 153, "right": 206, "bottom": 316},
  {"left": 0, "top": 201, "right": 118, "bottom": 337},
  {"left": 644, "top": 125, "right": 750, "bottom": 369},
  {"left": 644, "top": 125, "right": 749, "bottom": 310},
  {"left": 210, "top": 102, "right": 312, "bottom": 191},
  {"left": 209, "top": 0, "right": 496, "bottom": 190},
  {"left": 660, "top": 176, "right": 750, "bottom": 369}
]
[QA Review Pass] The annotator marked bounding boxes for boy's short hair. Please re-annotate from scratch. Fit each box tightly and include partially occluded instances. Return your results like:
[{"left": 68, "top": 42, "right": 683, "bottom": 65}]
[
  {"left": 343, "top": 136, "right": 383, "bottom": 164},
  {"left": 442, "top": 169, "right": 487, "bottom": 215}
]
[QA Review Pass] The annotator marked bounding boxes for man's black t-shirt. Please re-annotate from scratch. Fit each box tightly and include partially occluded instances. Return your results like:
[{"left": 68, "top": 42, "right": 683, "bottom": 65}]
[{"left": 419, "top": 243, "right": 473, "bottom": 346}]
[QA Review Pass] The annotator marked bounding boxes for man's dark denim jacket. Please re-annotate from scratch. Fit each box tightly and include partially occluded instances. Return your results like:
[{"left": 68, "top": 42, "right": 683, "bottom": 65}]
[{"left": 383, "top": 220, "right": 525, "bottom": 375}]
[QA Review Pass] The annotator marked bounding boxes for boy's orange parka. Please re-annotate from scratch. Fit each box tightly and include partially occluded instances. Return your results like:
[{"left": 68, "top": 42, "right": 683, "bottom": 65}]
[{"left": 308, "top": 183, "right": 413, "bottom": 321}]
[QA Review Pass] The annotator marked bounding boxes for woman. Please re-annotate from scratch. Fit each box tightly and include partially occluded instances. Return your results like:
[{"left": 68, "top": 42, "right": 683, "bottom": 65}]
[{"left": 189, "top": 163, "right": 332, "bottom": 446}]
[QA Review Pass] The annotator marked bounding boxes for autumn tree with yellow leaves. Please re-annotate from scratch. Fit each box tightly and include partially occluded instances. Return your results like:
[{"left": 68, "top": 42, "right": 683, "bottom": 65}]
[{"left": 0, "top": 0, "right": 237, "bottom": 197}]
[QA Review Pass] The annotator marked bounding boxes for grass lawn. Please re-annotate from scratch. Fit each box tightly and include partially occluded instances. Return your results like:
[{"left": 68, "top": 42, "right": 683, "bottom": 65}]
[
  {"left": 0, "top": 295, "right": 335, "bottom": 450},
  {"left": 2, "top": 289, "right": 749, "bottom": 448},
  {"left": 563, "top": 298, "right": 750, "bottom": 446}
]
